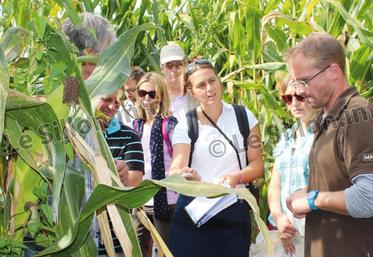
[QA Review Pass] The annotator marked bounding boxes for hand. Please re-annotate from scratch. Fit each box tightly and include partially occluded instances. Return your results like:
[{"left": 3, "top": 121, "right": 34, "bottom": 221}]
[
  {"left": 180, "top": 167, "right": 201, "bottom": 181},
  {"left": 217, "top": 171, "right": 241, "bottom": 188},
  {"left": 115, "top": 160, "right": 129, "bottom": 186},
  {"left": 286, "top": 189, "right": 310, "bottom": 219},
  {"left": 281, "top": 238, "right": 296, "bottom": 256},
  {"left": 276, "top": 215, "right": 297, "bottom": 240}
]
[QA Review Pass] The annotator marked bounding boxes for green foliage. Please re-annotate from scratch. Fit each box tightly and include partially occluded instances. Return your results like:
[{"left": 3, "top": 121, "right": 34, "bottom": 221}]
[
  {"left": 0, "top": 235, "right": 26, "bottom": 257},
  {"left": 38, "top": 175, "right": 272, "bottom": 257},
  {"left": 85, "top": 23, "right": 157, "bottom": 98},
  {"left": 0, "top": 0, "right": 372, "bottom": 256},
  {"left": 23, "top": 181, "right": 56, "bottom": 249},
  {"left": 0, "top": 46, "right": 9, "bottom": 143}
]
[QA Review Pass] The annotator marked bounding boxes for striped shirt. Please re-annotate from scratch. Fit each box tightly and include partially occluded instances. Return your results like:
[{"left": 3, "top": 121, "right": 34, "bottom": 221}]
[
  {"left": 97, "top": 117, "right": 144, "bottom": 255},
  {"left": 104, "top": 118, "right": 144, "bottom": 172}
]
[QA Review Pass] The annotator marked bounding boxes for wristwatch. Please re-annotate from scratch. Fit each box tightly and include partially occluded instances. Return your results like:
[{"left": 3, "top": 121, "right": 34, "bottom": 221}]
[{"left": 307, "top": 190, "right": 320, "bottom": 211}]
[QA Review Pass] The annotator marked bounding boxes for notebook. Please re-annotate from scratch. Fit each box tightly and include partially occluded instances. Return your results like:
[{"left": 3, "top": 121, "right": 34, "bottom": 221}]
[{"left": 185, "top": 193, "right": 238, "bottom": 227}]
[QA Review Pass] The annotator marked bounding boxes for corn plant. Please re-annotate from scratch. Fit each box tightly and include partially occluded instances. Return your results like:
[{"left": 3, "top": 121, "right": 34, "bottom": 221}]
[{"left": 0, "top": 0, "right": 372, "bottom": 256}]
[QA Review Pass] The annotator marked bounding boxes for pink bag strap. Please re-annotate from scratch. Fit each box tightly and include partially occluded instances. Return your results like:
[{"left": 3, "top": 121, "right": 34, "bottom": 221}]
[{"left": 162, "top": 117, "right": 173, "bottom": 157}]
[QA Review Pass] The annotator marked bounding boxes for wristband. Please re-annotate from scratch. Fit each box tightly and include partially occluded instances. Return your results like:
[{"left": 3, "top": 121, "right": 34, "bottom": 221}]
[{"left": 307, "top": 190, "right": 320, "bottom": 211}]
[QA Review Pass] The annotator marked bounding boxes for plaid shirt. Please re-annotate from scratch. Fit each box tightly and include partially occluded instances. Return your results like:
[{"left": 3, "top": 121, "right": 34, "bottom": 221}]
[{"left": 269, "top": 123, "right": 314, "bottom": 235}]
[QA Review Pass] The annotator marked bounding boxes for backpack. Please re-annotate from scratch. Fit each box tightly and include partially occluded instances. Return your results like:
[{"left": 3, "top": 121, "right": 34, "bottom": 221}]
[
  {"left": 186, "top": 104, "right": 249, "bottom": 167},
  {"left": 186, "top": 104, "right": 259, "bottom": 200}
]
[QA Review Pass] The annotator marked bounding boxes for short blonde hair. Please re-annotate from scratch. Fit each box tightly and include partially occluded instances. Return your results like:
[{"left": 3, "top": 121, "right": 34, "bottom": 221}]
[{"left": 136, "top": 72, "right": 171, "bottom": 119}]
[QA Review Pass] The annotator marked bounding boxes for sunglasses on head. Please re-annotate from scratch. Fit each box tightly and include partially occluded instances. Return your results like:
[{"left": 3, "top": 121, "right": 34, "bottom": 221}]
[
  {"left": 138, "top": 89, "right": 156, "bottom": 99},
  {"left": 185, "top": 59, "right": 214, "bottom": 79},
  {"left": 281, "top": 93, "right": 305, "bottom": 105}
]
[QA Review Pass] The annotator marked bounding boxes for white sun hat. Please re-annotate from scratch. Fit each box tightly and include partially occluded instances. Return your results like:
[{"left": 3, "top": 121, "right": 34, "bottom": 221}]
[{"left": 160, "top": 43, "right": 186, "bottom": 65}]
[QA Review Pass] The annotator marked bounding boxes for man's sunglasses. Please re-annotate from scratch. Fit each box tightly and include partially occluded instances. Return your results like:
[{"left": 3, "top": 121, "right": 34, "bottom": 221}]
[
  {"left": 185, "top": 59, "right": 214, "bottom": 79},
  {"left": 138, "top": 89, "right": 156, "bottom": 99},
  {"left": 281, "top": 94, "right": 305, "bottom": 105}
]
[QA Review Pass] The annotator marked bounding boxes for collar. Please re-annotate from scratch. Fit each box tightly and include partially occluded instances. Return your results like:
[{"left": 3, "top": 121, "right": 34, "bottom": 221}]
[
  {"left": 172, "top": 95, "right": 187, "bottom": 103},
  {"left": 106, "top": 117, "right": 121, "bottom": 135},
  {"left": 318, "top": 87, "right": 358, "bottom": 122},
  {"left": 124, "top": 99, "right": 135, "bottom": 107}
]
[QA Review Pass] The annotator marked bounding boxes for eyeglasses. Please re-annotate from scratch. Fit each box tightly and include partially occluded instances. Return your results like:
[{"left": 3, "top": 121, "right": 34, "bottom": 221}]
[
  {"left": 138, "top": 89, "right": 156, "bottom": 99},
  {"left": 290, "top": 65, "right": 331, "bottom": 90},
  {"left": 185, "top": 59, "right": 214, "bottom": 79},
  {"left": 281, "top": 93, "right": 306, "bottom": 105},
  {"left": 124, "top": 88, "right": 137, "bottom": 93}
]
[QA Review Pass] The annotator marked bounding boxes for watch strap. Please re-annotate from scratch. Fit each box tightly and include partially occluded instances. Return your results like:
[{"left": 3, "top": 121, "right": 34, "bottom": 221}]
[{"left": 307, "top": 190, "right": 320, "bottom": 211}]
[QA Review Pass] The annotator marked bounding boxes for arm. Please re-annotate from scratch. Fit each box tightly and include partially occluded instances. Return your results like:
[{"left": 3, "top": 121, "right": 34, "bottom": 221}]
[
  {"left": 287, "top": 174, "right": 373, "bottom": 218},
  {"left": 120, "top": 129, "right": 144, "bottom": 187},
  {"left": 344, "top": 174, "right": 373, "bottom": 218},
  {"left": 315, "top": 191, "right": 347, "bottom": 215},
  {"left": 219, "top": 124, "right": 264, "bottom": 187},
  {"left": 316, "top": 174, "right": 373, "bottom": 217},
  {"left": 168, "top": 143, "right": 200, "bottom": 181},
  {"left": 126, "top": 170, "right": 143, "bottom": 186},
  {"left": 242, "top": 124, "right": 264, "bottom": 182},
  {"left": 286, "top": 188, "right": 347, "bottom": 218},
  {"left": 115, "top": 159, "right": 143, "bottom": 187},
  {"left": 268, "top": 163, "right": 283, "bottom": 221},
  {"left": 268, "top": 164, "right": 297, "bottom": 243}
]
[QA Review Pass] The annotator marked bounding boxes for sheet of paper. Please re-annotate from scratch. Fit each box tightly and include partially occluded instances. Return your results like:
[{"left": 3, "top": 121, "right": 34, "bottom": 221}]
[{"left": 185, "top": 193, "right": 238, "bottom": 227}]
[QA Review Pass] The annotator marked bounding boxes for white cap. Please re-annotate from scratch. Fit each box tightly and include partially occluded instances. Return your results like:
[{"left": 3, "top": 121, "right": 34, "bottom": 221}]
[{"left": 160, "top": 44, "right": 185, "bottom": 65}]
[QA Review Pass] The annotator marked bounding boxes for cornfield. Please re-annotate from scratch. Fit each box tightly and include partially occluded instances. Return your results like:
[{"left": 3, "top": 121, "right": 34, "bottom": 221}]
[{"left": 0, "top": 0, "right": 372, "bottom": 256}]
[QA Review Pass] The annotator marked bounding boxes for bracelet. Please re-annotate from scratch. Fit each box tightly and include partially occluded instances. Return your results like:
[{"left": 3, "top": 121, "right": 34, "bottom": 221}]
[{"left": 239, "top": 171, "right": 244, "bottom": 184}]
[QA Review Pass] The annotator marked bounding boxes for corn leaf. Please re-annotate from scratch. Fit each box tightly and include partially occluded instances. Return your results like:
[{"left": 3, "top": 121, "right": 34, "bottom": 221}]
[
  {"left": 37, "top": 176, "right": 272, "bottom": 256},
  {"left": 6, "top": 103, "right": 66, "bottom": 219},
  {"left": 85, "top": 23, "right": 156, "bottom": 98},
  {"left": 6, "top": 89, "right": 45, "bottom": 110},
  {"left": 0, "top": 46, "right": 9, "bottom": 144},
  {"left": 262, "top": 11, "right": 316, "bottom": 35},
  {"left": 324, "top": 0, "right": 373, "bottom": 49},
  {"left": 0, "top": 27, "right": 30, "bottom": 62}
]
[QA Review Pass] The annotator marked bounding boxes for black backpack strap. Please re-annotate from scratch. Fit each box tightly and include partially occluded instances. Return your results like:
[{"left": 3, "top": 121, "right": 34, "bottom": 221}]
[
  {"left": 186, "top": 108, "right": 198, "bottom": 167},
  {"left": 232, "top": 104, "right": 259, "bottom": 202},
  {"left": 232, "top": 104, "right": 250, "bottom": 166}
]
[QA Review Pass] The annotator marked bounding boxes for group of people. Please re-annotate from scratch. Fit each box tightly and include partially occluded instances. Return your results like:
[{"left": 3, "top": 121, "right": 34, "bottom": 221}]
[{"left": 60, "top": 11, "right": 373, "bottom": 257}]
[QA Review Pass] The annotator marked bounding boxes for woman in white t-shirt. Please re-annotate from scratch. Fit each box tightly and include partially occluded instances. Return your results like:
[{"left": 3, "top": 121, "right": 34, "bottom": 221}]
[
  {"left": 168, "top": 59, "right": 264, "bottom": 257},
  {"left": 132, "top": 72, "right": 178, "bottom": 257}
]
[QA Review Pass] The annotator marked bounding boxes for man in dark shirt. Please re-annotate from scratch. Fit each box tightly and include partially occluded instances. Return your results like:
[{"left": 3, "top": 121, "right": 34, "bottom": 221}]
[
  {"left": 285, "top": 32, "right": 373, "bottom": 257},
  {"left": 95, "top": 90, "right": 144, "bottom": 186},
  {"left": 94, "top": 89, "right": 144, "bottom": 256}
]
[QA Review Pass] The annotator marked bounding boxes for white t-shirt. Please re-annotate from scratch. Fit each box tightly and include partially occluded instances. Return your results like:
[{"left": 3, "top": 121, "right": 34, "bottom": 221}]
[
  {"left": 115, "top": 99, "right": 138, "bottom": 127},
  {"left": 142, "top": 123, "right": 178, "bottom": 206},
  {"left": 172, "top": 101, "right": 258, "bottom": 183},
  {"left": 171, "top": 93, "right": 198, "bottom": 122}
]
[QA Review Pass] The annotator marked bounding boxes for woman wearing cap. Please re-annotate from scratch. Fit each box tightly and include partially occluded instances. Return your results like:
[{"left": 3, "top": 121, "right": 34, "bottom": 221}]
[
  {"left": 160, "top": 43, "right": 197, "bottom": 121},
  {"left": 168, "top": 59, "right": 264, "bottom": 257},
  {"left": 132, "top": 72, "right": 178, "bottom": 257},
  {"left": 267, "top": 75, "right": 316, "bottom": 256}
]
